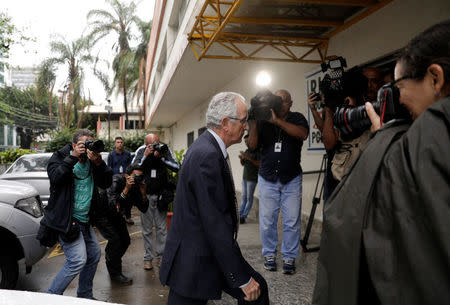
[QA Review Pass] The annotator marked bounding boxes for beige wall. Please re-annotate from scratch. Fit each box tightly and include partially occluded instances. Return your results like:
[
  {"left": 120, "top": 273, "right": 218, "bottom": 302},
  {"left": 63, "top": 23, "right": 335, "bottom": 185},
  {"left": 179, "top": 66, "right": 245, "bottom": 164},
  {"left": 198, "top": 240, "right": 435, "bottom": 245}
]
[{"left": 169, "top": 0, "right": 450, "bottom": 220}]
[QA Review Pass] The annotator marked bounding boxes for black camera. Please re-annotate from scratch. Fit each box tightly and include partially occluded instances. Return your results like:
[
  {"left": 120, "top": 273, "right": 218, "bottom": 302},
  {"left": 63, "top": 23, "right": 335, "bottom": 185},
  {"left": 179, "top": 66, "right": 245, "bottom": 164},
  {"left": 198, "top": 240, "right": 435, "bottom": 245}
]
[
  {"left": 319, "top": 59, "right": 369, "bottom": 110},
  {"left": 133, "top": 174, "right": 145, "bottom": 184},
  {"left": 84, "top": 139, "right": 105, "bottom": 153},
  {"left": 80, "top": 139, "right": 104, "bottom": 160},
  {"left": 151, "top": 142, "right": 168, "bottom": 155},
  {"left": 318, "top": 57, "right": 347, "bottom": 108},
  {"left": 333, "top": 82, "right": 410, "bottom": 139},
  {"left": 248, "top": 90, "right": 283, "bottom": 121}
]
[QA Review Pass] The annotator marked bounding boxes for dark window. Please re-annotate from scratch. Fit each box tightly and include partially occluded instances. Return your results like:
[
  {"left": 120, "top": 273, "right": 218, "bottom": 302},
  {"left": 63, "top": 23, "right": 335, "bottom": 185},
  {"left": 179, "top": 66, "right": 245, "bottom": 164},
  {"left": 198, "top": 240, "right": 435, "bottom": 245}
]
[
  {"left": 198, "top": 126, "right": 207, "bottom": 137},
  {"left": 187, "top": 131, "right": 194, "bottom": 147}
]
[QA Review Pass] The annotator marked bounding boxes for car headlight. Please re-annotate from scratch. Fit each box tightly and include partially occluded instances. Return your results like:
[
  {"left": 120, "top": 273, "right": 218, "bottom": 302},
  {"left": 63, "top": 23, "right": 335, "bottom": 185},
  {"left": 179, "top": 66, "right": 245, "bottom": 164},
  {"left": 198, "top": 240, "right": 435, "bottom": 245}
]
[{"left": 15, "top": 196, "right": 43, "bottom": 218}]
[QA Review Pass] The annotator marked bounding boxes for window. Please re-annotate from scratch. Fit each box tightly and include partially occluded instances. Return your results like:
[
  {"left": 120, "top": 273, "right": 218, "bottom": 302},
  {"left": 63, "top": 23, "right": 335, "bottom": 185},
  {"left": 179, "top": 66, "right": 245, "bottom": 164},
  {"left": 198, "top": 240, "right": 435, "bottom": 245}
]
[{"left": 187, "top": 131, "right": 194, "bottom": 147}]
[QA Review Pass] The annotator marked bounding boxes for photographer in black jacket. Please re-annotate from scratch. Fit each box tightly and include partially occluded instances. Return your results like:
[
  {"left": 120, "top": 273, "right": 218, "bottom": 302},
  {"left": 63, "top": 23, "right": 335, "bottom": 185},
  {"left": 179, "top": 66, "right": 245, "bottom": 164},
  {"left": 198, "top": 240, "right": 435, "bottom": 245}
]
[
  {"left": 313, "top": 20, "right": 450, "bottom": 305},
  {"left": 132, "top": 133, "right": 179, "bottom": 270},
  {"left": 37, "top": 129, "right": 112, "bottom": 299},
  {"left": 96, "top": 164, "right": 149, "bottom": 284}
]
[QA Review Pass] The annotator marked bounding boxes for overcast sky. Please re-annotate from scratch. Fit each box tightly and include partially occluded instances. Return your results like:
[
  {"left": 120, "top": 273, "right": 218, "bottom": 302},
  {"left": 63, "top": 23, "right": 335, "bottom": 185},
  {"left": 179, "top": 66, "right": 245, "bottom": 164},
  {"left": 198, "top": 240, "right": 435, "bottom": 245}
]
[{"left": 3, "top": 0, "right": 155, "bottom": 105}]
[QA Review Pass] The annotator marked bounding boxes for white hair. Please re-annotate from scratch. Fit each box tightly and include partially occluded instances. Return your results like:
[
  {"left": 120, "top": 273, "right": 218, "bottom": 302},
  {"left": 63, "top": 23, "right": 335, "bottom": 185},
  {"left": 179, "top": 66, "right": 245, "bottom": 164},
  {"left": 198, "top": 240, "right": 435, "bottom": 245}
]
[{"left": 206, "top": 92, "right": 246, "bottom": 129}]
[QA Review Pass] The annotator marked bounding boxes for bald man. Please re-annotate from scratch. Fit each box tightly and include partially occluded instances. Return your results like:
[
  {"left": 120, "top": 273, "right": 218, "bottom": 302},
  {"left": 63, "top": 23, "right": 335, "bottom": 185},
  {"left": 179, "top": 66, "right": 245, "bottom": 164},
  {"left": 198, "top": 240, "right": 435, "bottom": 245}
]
[
  {"left": 132, "top": 133, "right": 179, "bottom": 270},
  {"left": 248, "top": 89, "right": 309, "bottom": 275}
]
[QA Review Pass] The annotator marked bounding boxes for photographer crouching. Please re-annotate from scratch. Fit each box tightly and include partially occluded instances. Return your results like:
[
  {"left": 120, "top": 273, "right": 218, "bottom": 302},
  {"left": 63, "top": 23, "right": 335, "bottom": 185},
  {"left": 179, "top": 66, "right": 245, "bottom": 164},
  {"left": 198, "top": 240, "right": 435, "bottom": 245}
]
[
  {"left": 37, "top": 129, "right": 112, "bottom": 299},
  {"left": 95, "top": 164, "right": 149, "bottom": 284},
  {"left": 132, "top": 133, "right": 179, "bottom": 270},
  {"left": 313, "top": 20, "right": 450, "bottom": 305}
]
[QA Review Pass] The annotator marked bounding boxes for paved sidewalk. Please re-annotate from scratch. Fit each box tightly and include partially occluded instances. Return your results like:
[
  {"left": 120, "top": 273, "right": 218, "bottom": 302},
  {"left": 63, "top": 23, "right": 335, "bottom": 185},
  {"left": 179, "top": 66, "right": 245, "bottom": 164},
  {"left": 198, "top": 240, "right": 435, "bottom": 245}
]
[{"left": 212, "top": 213, "right": 322, "bottom": 305}]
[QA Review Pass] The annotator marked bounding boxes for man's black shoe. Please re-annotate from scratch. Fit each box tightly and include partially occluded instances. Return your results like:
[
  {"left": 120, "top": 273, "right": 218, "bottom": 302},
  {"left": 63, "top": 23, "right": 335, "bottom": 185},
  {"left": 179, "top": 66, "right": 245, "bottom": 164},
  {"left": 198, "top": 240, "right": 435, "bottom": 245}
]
[
  {"left": 110, "top": 273, "right": 133, "bottom": 285},
  {"left": 240, "top": 217, "right": 246, "bottom": 224}
]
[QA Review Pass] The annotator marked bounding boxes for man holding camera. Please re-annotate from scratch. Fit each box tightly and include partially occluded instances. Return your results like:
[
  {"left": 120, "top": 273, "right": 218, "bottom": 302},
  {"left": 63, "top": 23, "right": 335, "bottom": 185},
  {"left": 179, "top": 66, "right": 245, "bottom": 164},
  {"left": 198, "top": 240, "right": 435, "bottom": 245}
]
[
  {"left": 107, "top": 136, "right": 133, "bottom": 224},
  {"left": 308, "top": 67, "right": 382, "bottom": 187},
  {"left": 132, "top": 133, "right": 179, "bottom": 270},
  {"left": 37, "top": 129, "right": 112, "bottom": 299},
  {"left": 248, "top": 89, "right": 309, "bottom": 275},
  {"left": 95, "top": 164, "right": 149, "bottom": 284}
]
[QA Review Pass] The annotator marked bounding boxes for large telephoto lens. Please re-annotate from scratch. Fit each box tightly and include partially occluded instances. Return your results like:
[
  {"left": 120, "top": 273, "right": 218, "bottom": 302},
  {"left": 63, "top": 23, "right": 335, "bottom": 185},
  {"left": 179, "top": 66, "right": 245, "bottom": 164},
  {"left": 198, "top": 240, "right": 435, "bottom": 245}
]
[
  {"left": 333, "top": 104, "right": 375, "bottom": 138},
  {"left": 333, "top": 83, "right": 403, "bottom": 139}
]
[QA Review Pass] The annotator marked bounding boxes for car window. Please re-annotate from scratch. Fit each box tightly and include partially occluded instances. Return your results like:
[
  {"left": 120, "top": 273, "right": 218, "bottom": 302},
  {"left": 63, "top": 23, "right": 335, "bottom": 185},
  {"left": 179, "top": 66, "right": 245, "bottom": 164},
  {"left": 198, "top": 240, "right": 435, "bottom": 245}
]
[{"left": 6, "top": 155, "right": 50, "bottom": 173}]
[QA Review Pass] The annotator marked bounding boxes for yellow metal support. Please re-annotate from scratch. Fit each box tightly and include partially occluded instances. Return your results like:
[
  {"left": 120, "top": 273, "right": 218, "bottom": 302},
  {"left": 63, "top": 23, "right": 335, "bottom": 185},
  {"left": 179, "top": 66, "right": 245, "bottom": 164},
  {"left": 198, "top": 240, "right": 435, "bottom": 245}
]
[
  {"left": 198, "top": 0, "right": 244, "bottom": 60},
  {"left": 204, "top": 16, "right": 343, "bottom": 27},
  {"left": 187, "top": 0, "right": 390, "bottom": 63},
  {"left": 262, "top": 0, "right": 377, "bottom": 6}
]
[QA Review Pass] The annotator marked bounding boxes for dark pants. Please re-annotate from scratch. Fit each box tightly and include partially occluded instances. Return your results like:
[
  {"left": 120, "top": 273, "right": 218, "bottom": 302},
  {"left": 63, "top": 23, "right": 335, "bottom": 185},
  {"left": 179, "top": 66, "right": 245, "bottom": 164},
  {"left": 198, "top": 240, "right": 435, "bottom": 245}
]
[
  {"left": 95, "top": 213, "right": 130, "bottom": 276},
  {"left": 168, "top": 263, "right": 269, "bottom": 305}
]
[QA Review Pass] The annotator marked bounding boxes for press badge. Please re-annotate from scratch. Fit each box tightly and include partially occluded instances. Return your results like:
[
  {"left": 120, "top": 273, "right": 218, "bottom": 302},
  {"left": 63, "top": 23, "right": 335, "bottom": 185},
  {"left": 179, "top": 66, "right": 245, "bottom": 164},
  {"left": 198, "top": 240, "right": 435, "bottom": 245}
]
[
  {"left": 151, "top": 169, "right": 157, "bottom": 178},
  {"left": 274, "top": 142, "right": 282, "bottom": 152}
]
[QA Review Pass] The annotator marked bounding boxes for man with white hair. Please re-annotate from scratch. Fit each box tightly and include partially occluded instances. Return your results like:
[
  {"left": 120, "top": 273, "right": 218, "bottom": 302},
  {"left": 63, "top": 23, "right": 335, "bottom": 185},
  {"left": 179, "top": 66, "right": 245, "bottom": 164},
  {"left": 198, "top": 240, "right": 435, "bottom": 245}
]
[{"left": 160, "top": 92, "right": 269, "bottom": 305}]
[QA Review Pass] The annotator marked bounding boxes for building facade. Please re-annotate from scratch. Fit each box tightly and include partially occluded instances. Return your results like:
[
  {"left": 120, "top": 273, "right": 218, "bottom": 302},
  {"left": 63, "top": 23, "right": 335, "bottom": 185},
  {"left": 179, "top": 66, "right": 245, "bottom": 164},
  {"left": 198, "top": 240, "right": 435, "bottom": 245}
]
[{"left": 144, "top": 0, "right": 450, "bottom": 220}]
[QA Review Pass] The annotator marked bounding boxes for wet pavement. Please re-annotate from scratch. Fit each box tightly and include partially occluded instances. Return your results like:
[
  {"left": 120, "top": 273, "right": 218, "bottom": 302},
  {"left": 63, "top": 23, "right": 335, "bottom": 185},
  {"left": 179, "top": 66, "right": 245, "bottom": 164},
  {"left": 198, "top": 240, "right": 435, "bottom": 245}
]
[{"left": 15, "top": 205, "right": 322, "bottom": 305}]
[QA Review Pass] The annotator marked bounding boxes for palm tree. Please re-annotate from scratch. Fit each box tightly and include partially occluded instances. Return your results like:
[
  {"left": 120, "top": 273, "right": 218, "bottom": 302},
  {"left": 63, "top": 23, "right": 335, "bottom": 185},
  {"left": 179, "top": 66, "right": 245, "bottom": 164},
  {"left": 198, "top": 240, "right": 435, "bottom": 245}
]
[
  {"left": 87, "top": 0, "right": 139, "bottom": 129},
  {"left": 48, "top": 35, "right": 92, "bottom": 128},
  {"left": 129, "top": 18, "right": 151, "bottom": 129},
  {"left": 36, "top": 60, "right": 56, "bottom": 120}
]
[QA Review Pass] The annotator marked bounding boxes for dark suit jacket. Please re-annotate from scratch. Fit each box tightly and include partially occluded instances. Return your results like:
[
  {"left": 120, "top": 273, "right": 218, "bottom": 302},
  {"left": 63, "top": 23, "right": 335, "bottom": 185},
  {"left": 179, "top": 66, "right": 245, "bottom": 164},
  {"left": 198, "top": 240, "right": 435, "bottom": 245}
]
[{"left": 159, "top": 131, "right": 250, "bottom": 300}]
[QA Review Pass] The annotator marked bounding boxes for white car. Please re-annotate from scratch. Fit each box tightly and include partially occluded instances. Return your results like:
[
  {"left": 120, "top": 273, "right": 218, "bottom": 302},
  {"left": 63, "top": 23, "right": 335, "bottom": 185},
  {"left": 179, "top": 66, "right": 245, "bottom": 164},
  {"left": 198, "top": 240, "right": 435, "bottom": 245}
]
[
  {"left": 0, "top": 152, "right": 111, "bottom": 208},
  {"left": 1, "top": 153, "right": 53, "bottom": 207},
  {"left": 0, "top": 180, "right": 47, "bottom": 288},
  {"left": 0, "top": 289, "right": 123, "bottom": 305}
]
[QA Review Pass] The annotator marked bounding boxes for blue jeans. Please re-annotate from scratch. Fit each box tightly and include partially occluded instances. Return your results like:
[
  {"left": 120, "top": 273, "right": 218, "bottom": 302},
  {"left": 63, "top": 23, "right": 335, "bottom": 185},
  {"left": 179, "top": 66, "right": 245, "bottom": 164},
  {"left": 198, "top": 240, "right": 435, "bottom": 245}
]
[
  {"left": 239, "top": 179, "right": 257, "bottom": 219},
  {"left": 47, "top": 224, "right": 101, "bottom": 299},
  {"left": 258, "top": 174, "right": 302, "bottom": 260}
]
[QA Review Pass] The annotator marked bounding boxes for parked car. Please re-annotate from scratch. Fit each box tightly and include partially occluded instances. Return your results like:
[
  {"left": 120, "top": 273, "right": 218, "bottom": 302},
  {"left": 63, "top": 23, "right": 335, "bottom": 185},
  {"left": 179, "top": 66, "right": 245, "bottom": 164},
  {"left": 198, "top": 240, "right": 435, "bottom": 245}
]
[
  {"left": 0, "top": 180, "right": 47, "bottom": 288},
  {"left": 1, "top": 153, "right": 52, "bottom": 206},
  {"left": 0, "top": 152, "right": 113, "bottom": 208}
]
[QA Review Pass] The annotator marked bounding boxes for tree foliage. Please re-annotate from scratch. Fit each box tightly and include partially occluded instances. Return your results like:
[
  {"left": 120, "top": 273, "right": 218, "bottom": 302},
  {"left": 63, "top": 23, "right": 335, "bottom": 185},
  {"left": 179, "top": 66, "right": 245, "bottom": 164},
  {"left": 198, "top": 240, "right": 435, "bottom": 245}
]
[
  {"left": 0, "top": 85, "right": 58, "bottom": 148},
  {"left": 0, "top": 12, "right": 30, "bottom": 57},
  {"left": 87, "top": 0, "right": 144, "bottom": 129},
  {"left": 46, "top": 35, "right": 93, "bottom": 128}
]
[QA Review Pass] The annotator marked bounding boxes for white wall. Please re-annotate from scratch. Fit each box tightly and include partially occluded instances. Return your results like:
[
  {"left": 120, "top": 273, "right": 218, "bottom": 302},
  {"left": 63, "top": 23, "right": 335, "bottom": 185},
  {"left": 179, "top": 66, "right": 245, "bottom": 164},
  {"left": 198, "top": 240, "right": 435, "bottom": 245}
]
[{"left": 169, "top": 0, "right": 450, "bottom": 220}]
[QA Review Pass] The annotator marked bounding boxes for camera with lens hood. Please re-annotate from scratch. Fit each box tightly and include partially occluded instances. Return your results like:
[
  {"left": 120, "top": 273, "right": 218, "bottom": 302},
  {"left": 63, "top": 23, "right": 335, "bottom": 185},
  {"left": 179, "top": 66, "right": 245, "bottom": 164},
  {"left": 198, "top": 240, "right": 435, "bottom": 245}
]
[
  {"left": 333, "top": 83, "right": 410, "bottom": 139},
  {"left": 248, "top": 89, "right": 283, "bottom": 121}
]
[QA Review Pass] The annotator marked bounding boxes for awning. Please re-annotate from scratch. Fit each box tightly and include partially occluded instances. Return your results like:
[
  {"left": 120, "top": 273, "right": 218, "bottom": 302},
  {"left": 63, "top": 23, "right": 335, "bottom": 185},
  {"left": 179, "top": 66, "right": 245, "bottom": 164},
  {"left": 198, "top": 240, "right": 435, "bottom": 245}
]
[{"left": 188, "top": 0, "right": 393, "bottom": 63}]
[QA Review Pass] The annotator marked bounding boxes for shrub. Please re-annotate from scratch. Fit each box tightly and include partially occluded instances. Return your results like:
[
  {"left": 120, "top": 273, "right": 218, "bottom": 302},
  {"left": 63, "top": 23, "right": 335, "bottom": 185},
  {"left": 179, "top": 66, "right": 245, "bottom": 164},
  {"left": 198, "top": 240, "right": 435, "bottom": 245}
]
[
  {"left": 0, "top": 149, "right": 36, "bottom": 164},
  {"left": 45, "top": 128, "right": 75, "bottom": 152},
  {"left": 168, "top": 148, "right": 186, "bottom": 212}
]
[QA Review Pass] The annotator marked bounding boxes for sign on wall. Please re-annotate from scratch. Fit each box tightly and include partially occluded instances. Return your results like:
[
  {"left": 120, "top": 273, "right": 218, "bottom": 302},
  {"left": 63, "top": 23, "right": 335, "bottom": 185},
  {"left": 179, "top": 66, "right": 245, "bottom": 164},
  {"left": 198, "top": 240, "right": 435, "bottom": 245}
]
[{"left": 305, "top": 67, "right": 326, "bottom": 152}]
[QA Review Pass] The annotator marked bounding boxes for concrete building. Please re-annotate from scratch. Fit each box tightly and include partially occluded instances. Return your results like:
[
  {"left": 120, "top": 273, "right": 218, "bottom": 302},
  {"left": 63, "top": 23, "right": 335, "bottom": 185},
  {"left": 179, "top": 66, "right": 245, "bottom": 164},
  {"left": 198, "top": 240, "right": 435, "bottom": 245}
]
[
  {"left": 10, "top": 67, "right": 38, "bottom": 89},
  {"left": 83, "top": 104, "right": 163, "bottom": 141},
  {"left": 143, "top": 0, "right": 450, "bottom": 222}
]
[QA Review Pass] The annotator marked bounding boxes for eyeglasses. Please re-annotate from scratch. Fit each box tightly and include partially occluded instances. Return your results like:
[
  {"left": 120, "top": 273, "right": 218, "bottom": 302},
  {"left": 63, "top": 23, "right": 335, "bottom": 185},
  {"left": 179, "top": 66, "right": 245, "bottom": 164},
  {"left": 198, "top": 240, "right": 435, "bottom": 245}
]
[
  {"left": 228, "top": 116, "right": 248, "bottom": 124},
  {"left": 392, "top": 75, "right": 414, "bottom": 88}
]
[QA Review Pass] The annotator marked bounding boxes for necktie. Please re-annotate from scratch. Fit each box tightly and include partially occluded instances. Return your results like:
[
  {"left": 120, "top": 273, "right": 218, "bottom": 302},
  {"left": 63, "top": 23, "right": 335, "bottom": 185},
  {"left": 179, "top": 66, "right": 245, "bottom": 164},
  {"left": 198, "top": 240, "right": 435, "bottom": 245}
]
[{"left": 226, "top": 154, "right": 239, "bottom": 235}]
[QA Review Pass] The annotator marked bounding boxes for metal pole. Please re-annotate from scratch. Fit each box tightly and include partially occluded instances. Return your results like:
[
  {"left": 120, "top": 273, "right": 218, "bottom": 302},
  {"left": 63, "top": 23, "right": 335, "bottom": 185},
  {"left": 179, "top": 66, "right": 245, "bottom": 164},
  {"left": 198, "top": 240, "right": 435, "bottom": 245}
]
[{"left": 106, "top": 99, "right": 112, "bottom": 143}]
